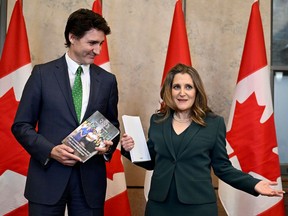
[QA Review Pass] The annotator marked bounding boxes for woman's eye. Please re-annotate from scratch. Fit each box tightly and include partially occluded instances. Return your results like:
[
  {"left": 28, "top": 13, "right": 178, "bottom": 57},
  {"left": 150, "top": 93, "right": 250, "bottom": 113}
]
[
  {"left": 185, "top": 85, "right": 193, "bottom": 90},
  {"left": 172, "top": 85, "right": 180, "bottom": 90}
]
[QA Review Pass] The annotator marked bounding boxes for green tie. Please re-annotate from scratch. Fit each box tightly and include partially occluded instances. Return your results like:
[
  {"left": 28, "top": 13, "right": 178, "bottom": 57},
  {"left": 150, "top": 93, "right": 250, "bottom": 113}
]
[{"left": 72, "top": 66, "right": 83, "bottom": 123}]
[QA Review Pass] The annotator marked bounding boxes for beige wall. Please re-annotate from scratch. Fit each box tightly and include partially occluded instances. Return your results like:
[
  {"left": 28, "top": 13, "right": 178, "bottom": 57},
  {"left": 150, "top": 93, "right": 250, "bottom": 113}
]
[{"left": 7, "top": 0, "right": 271, "bottom": 187}]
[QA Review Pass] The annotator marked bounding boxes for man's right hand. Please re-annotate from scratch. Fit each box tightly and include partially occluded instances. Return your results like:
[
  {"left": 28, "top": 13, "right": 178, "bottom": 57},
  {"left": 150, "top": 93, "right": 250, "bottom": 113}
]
[{"left": 50, "top": 144, "right": 82, "bottom": 166}]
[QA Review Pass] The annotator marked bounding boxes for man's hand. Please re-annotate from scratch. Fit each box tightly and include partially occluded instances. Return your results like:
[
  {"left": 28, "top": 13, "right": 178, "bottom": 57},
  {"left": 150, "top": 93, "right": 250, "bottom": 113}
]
[
  {"left": 96, "top": 140, "right": 113, "bottom": 155},
  {"left": 50, "top": 144, "right": 82, "bottom": 166}
]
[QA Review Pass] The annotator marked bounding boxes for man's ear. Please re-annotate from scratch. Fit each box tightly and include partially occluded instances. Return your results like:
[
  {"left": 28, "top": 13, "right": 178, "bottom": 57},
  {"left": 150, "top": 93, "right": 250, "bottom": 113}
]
[{"left": 69, "top": 33, "right": 76, "bottom": 45}]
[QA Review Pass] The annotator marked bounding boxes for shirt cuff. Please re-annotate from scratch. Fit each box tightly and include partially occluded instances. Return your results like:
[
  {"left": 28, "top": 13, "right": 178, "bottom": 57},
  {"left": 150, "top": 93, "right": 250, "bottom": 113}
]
[{"left": 44, "top": 158, "right": 50, "bottom": 165}]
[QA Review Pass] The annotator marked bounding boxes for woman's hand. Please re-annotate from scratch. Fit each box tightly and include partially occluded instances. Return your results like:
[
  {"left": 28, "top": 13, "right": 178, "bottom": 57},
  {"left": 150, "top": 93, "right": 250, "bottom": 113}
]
[
  {"left": 120, "top": 133, "right": 135, "bottom": 152},
  {"left": 254, "top": 180, "right": 285, "bottom": 197}
]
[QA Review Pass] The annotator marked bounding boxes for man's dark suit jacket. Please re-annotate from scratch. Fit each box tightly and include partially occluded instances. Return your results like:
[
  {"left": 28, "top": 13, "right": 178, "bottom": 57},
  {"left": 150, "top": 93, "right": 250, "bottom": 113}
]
[
  {"left": 123, "top": 113, "right": 260, "bottom": 207},
  {"left": 12, "top": 55, "right": 120, "bottom": 208}
]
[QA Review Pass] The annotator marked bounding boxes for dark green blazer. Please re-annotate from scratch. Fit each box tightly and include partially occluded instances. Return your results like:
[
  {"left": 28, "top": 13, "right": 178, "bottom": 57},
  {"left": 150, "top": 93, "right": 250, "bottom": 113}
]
[{"left": 123, "top": 113, "right": 260, "bottom": 204}]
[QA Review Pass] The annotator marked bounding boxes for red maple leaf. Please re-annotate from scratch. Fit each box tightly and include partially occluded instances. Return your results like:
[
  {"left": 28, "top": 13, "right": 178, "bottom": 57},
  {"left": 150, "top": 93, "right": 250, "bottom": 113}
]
[
  {"left": 0, "top": 89, "right": 29, "bottom": 176},
  {"left": 227, "top": 92, "right": 280, "bottom": 181},
  {"left": 106, "top": 149, "right": 124, "bottom": 180}
]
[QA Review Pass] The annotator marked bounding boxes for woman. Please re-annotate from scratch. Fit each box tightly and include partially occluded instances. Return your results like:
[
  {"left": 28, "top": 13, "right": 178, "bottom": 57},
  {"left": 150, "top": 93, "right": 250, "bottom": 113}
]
[{"left": 121, "top": 64, "right": 284, "bottom": 216}]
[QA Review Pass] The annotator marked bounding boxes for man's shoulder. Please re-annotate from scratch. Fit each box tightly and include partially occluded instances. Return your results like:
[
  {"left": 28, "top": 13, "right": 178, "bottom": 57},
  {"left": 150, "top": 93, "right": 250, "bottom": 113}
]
[
  {"left": 35, "top": 55, "right": 65, "bottom": 68},
  {"left": 51, "top": 55, "right": 65, "bottom": 64},
  {"left": 90, "top": 64, "right": 116, "bottom": 79}
]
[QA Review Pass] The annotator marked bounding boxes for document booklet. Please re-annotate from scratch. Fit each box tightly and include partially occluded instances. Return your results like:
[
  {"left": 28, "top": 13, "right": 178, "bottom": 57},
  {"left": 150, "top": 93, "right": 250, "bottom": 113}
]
[
  {"left": 122, "top": 115, "right": 151, "bottom": 162},
  {"left": 62, "top": 111, "right": 119, "bottom": 162}
]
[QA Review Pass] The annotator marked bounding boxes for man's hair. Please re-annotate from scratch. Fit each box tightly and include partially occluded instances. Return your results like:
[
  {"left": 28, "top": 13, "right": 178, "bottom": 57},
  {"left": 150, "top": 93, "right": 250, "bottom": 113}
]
[{"left": 64, "top": 8, "right": 111, "bottom": 47}]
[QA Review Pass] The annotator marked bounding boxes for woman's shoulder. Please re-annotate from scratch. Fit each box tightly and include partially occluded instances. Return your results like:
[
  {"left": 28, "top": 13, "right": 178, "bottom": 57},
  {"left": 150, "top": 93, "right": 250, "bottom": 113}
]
[
  {"left": 150, "top": 112, "right": 169, "bottom": 124},
  {"left": 205, "top": 112, "right": 224, "bottom": 123}
]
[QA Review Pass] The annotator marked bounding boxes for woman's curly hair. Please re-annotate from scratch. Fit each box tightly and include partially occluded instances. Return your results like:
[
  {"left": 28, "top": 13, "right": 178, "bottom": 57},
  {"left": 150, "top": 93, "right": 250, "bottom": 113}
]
[{"left": 157, "top": 63, "right": 212, "bottom": 126}]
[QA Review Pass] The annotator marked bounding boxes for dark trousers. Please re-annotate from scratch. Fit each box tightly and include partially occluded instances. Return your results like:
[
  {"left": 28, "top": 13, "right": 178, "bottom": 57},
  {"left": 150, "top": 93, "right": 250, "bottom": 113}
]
[{"left": 28, "top": 166, "right": 104, "bottom": 216}]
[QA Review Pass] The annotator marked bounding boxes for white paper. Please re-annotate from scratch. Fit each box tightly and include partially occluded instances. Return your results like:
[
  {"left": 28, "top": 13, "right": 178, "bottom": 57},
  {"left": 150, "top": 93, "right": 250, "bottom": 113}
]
[{"left": 122, "top": 115, "right": 151, "bottom": 162}]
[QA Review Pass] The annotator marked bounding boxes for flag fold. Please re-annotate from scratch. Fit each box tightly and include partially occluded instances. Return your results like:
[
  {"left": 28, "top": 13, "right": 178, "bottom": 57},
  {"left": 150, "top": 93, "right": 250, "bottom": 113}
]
[
  {"left": 144, "top": 0, "right": 192, "bottom": 201},
  {"left": 0, "top": 0, "right": 32, "bottom": 215},
  {"left": 218, "top": 1, "right": 285, "bottom": 215},
  {"left": 92, "top": 1, "right": 132, "bottom": 215}
]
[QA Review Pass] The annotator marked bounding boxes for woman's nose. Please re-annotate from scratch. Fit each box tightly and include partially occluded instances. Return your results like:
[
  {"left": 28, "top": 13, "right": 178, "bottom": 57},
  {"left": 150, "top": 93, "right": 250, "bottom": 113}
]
[{"left": 180, "top": 88, "right": 186, "bottom": 95}]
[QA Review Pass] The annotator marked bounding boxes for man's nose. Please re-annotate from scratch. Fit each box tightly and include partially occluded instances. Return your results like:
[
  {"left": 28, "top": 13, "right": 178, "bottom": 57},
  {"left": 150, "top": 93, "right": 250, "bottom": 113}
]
[{"left": 93, "top": 44, "right": 102, "bottom": 55}]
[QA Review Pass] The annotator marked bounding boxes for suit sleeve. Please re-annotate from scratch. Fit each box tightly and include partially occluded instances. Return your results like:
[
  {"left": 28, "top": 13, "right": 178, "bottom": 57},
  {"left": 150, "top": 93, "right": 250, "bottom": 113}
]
[
  {"left": 103, "top": 74, "right": 120, "bottom": 161},
  {"left": 11, "top": 65, "right": 55, "bottom": 166}
]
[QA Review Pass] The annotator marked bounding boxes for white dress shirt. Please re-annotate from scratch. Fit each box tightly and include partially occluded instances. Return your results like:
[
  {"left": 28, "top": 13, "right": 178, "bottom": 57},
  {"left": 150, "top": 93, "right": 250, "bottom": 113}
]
[{"left": 65, "top": 53, "right": 90, "bottom": 122}]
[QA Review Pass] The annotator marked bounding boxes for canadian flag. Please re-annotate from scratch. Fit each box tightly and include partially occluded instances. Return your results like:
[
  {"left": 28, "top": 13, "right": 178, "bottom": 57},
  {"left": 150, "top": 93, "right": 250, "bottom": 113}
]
[
  {"left": 160, "top": 0, "right": 192, "bottom": 86},
  {"left": 218, "top": 1, "right": 285, "bottom": 215},
  {"left": 0, "top": 0, "right": 31, "bottom": 215},
  {"left": 144, "top": 0, "right": 192, "bottom": 200},
  {"left": 92, "top": 1, "right": 132, "bottom": 215}
]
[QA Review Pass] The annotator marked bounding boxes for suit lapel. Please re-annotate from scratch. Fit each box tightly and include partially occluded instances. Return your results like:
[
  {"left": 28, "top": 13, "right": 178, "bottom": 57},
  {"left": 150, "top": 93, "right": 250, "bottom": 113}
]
[{"left": 53, "top": 56, "right": 78, "bottom": 123}]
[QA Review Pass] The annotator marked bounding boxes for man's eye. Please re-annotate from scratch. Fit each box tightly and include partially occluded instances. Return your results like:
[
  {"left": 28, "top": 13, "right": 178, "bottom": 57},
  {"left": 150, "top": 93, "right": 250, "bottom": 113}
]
[{"left": 89, "top": 41, "right": 99, "bottom": 45}]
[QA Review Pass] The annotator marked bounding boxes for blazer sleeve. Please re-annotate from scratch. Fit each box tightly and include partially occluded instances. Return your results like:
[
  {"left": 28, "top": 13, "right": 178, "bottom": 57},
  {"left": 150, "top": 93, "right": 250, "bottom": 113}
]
[{"left": 211, "top": 116, "right": 260, "bottom": 196}]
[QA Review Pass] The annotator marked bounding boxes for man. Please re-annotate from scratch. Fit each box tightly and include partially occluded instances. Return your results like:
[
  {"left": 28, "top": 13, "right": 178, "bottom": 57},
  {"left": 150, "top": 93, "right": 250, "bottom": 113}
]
[{"left": 11, "top": 8, "right": 119, "bottom": 216}]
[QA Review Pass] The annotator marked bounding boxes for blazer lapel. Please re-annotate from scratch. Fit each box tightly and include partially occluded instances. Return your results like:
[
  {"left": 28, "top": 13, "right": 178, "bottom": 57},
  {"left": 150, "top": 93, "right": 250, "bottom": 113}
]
[
  {"left": 162, "top": 115, "right": 177, "bottom": 160},
  {"left": 177, "top": 122, "right": 201, "bottom": 158}
]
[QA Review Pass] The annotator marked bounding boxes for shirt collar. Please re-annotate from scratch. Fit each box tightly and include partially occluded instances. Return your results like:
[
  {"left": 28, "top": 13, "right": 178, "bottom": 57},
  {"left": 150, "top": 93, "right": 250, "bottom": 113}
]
[{"left": 65, "top": 53, "right": 90, "bottom": 75}]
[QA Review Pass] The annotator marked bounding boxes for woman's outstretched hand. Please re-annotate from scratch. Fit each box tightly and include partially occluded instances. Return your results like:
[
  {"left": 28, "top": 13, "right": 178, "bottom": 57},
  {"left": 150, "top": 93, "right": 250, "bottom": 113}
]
[{"left": 254, "top": 180, "right": 285, "bottom": 197}]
